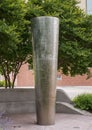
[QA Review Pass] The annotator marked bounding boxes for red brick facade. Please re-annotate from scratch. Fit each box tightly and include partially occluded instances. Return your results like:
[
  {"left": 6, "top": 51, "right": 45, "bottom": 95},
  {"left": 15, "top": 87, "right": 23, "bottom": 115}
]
[
  {"left": 17, "top": 64, "right": 92, "bottom": 86},
  {"left": 17, "top": 63, "right": 34, "bottom": 86},
  {"left": 57, "top": 74, "right": 92, "bottom": 86}
]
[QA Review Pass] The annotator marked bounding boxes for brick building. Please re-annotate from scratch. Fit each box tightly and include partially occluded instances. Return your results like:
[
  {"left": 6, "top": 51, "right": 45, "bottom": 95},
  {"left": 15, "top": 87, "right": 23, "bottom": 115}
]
[{"left": 16, "top": 63, "right": 92, "bottom": 87}]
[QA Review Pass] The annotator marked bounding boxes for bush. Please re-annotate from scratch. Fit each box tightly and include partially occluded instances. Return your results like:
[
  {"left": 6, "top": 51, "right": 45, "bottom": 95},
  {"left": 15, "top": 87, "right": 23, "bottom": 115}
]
[
  {"left": 73, "top": 93, "right": 92, "bottom": 111},
  {"left": 0, "top": 81, "right": 14, "bottom": 88},
  {"left": 0, "top": 80, "right": 5, "bottom": 87}
]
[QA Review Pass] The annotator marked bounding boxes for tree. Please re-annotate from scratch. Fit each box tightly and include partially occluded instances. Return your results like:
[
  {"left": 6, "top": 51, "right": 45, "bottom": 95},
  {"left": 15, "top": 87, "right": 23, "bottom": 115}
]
[
  {"left": 0, "top": 0, "right": 92, "bottom": 88},
  {"left": 58, "top": 9, "right": 92, "bottom": 76},
  {"left": 0, "top": 0, "right": 32, "bottom": 88},
  {"left": 27, "top": 0, "right": 92, "bottom": 76}
]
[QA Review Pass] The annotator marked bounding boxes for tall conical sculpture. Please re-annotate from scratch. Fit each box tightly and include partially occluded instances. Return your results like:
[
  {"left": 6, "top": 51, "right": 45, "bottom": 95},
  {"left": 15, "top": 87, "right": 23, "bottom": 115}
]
[{"left": 31, "top": 16, "right": 59, "bottom": 125}]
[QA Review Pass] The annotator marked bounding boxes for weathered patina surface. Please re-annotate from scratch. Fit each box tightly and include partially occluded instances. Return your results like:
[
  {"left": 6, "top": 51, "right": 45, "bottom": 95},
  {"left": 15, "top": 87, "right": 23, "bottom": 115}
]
[{"left": 32, "top": 16, "right": 59, "bottom": 125}]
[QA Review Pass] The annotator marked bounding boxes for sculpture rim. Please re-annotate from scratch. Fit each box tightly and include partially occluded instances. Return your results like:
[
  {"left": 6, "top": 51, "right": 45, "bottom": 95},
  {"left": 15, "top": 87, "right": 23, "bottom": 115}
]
[{"left": 31, "top": 16, "right": 59, "bottom": 21}]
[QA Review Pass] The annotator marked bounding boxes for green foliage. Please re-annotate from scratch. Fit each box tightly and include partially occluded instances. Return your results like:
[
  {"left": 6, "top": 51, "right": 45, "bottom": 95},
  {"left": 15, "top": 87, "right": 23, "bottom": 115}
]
[
  {"left": 73, "top": 94, "right": 92, "bottom": 111},
  {"left": 0, "top": 0, "right": 92, "bottom": 88},
  {"left": 0, "top": 81, "right": 5, "bottom": 87},
  {"left": 27, "top": 0, "right": 92, "bottom": 76},
  {"left": 0, "top": 0, "right": 32, "bottom": 88},
  {"left": 0, "top": 80, "right": 13, "bottom": 87}
]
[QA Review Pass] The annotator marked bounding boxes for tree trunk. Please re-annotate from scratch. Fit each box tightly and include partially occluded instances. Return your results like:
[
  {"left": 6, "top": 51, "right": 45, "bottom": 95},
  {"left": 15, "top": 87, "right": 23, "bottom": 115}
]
[
  {"left": 12, "top": 73, "right": 17, "bottom": 89},
  {"left": 32, "top": 16, "right": 59, "bottom": 125},
  {"left": 1, "top": 66, "right": 8, "bottom": 88},
  {"left": 4, "top": 76, "right": 8, "bottom": 89}
]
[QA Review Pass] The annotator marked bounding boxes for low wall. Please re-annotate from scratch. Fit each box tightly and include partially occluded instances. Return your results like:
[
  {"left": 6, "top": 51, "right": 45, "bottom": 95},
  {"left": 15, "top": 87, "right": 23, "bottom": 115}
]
[{"left": 0, "top": 88, "right": 72, "bottom": 114}]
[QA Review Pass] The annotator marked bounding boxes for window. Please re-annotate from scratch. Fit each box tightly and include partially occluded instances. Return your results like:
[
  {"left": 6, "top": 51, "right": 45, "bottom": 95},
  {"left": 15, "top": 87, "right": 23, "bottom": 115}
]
[
  {"left": 28, "top": 64, "right": 33, "bottom": 70},
  {"left": 87, "top": 0, "right": 92, "bottom": 14}
]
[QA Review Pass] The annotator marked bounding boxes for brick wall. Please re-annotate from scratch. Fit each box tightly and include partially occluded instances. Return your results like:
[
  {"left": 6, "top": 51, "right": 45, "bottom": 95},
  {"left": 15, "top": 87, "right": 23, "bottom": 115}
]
[
  {"left": 17, "top": 64, "right": 92, "bottom": 87},
  {"left": 57, "top": 74, "right": 92, "bottom": 86},
  {"left": 17, "top": 63, "right": 34, "bottom": 86}
]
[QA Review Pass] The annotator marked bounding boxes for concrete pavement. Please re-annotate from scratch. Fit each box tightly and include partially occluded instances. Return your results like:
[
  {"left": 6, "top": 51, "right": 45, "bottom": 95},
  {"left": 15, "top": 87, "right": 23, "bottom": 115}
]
[
  {"left": 1, "top": 113, "right": 92, "bottom": 130},
  {"left": 59, "top": 86, "right": 92, "bottom": 99}
]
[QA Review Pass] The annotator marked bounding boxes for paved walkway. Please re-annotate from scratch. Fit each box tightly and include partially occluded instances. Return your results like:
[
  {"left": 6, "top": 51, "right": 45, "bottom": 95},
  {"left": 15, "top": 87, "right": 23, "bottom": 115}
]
[
  {"left": 1, "top": 113, "right": 92, "bottom": 130},
  {"left": 59, "top": 86, "right": 92, "bottom": 99}
]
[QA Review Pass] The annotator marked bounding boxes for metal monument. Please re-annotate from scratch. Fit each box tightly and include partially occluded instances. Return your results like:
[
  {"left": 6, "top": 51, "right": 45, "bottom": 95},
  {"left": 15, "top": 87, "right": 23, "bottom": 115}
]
[{"left": 32, "top": 16, "right": 59, "bottom": 125}]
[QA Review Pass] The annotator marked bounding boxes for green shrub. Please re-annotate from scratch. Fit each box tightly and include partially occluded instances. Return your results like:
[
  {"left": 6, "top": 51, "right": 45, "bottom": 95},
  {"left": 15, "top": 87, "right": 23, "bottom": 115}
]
[
  {"left": 0, "top": 81, "right": 14, "bottom": 88},
  {"left": 0, "top": 80, "right": 5, "bottom": 87},
  {"left": 73, "top": 93, "right": 92, "bottom": 111}
]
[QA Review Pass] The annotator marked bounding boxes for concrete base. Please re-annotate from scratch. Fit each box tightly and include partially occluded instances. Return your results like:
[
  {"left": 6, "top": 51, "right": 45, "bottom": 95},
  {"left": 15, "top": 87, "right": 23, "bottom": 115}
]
[{"left": 0, "top": 88, "right": 90, "bottom": 115}]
